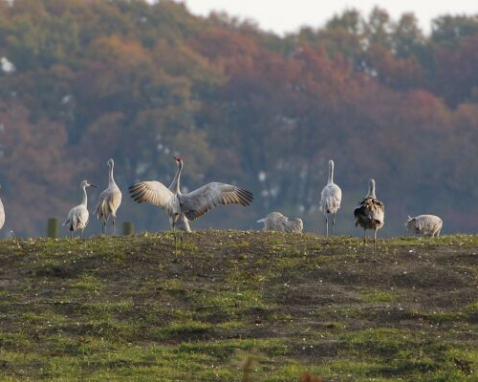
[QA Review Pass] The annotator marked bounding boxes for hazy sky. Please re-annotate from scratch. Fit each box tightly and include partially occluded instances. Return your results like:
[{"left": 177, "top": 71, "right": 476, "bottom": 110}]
[{"left": 174, "top": 0, "right": 478, "bottom": 35}]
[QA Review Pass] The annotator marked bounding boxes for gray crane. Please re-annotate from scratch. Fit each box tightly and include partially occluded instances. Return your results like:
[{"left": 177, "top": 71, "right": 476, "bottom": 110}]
[
  {"left": 353, "top": 178, "right": 385, "bottom": 244},
  {"left": 95, "top": 158, "right": 122, "bottom": 234},
  {"left": 129, "top": 156, "right": 254, "bottom": 233},
  {"left": 257, "top": 212, "right": 303, "bottom": 233},
  {"left": 63, "top": 180, "right": 97, "bottom": 238},
  {"left": 319, "top": 160, "right": 342, "bottom": 236}
]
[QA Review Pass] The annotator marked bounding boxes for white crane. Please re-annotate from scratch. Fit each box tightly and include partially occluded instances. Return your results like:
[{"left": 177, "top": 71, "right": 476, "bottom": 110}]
[
  {"left": 129, "top": 156, "right": 254, "bottom": 234},
  {"left": 319, "top": 160, "right": 342, "bottom": 236},
  {"left": 95, "top": 158, "right": 122, "bottom": 234},
  {"left": 406, "top": 215, "right": 442, "bottom": 237},
  {"left": 0, "top": 184, "right": 5, "bottom": 231},
  {"left": 63, "top": 180, "right": 97, "bottom": 238},
  {"left": 257, "top": 212, "right": 303, "bottom": 233},
  {"left": 353, "top": 178, "right": 385, "bottom": 244}
]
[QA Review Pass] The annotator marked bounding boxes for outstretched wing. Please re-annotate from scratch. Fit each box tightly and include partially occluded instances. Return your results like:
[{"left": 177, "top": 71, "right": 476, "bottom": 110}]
[
  {"left": 129, "top": 181, "right": 175, "bottom": 212},
  {"left": 179, "top": 182, "right": 253, "bottom": 221}
]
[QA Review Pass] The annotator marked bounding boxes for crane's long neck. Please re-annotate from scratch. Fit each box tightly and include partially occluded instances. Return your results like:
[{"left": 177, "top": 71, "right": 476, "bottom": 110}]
[
  {"left": 328, "top": 162, "right": 334, "bottom": 184},
  {"left": 108, "top": 163, "right": 115, "bottom": 186},
  {"left": 170, "top": 161, "right": 183, "bottom": 194},
  {"left": 81, "top": 186, "right": 88, "bottom": 207},
  {"left": 367, "top": 181, "right": 376, "bottom": 199}
]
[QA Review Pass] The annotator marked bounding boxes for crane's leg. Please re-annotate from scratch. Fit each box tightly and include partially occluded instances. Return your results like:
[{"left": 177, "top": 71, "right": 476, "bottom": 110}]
[
  {"left": 176, "top": 215, "right": 190, "bottom": 256},
  {"left": 172, "top": 221, "right": 178, "bottom": 262},
  {"left": 112, "top": 217, "right": 116, "bottom": 236},
  {"left": 374, "top": 229, "right": 377, "bottom": 246},
  {"left": 332, "top": 213, "right": 337, "bottom": 234},
  {"left": 180, "top": 215, "right": 191, "bottom": 233},
  {"left": 362, "top": 229, "right": 366, "bottom": 254},
  {"left": 81, "top": 229, "right": 84, "bottom": 240},
  {"left": 102, "top": 219, "right": 106, "bottom": 235},
  {"left": 325, "top": 215, "right": 329, "bottom": 237},
  {"left": 174, "top": 226, "right": 179, "bottom": 262}
]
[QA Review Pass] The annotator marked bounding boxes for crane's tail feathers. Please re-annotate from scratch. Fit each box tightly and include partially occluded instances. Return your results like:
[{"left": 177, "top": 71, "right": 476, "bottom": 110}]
[
  {"left": 101, "top": 201, "right": 109, "bottom": 220},
  {"left": 95, "top": 204, "right": 103, "bottom": 220},
  {"left": 257, "top": 218, "right": 266, "bottom": 224}
]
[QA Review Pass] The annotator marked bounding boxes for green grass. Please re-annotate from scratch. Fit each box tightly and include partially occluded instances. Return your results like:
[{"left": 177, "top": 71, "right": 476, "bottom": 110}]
[{"left": 0, "top": 232, "right": 477, "bottom": 381}]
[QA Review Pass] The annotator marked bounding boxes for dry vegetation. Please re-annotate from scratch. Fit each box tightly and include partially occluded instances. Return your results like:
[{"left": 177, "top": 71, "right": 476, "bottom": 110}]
[{"left": 0, "top": 231, "right": 478, "bottom": 381}]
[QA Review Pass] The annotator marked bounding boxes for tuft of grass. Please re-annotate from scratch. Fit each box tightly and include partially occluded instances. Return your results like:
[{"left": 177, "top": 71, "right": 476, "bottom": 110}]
[
  {"left": 70, "top": 274, "right": 104, "bottom": 292},
  {"left": 360, "top": 291, "right": 399, "bottom": 303}
]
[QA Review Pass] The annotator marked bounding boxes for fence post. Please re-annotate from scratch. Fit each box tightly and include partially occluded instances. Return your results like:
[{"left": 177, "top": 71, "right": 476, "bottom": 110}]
[
  {"left": 122, "top": 222, "right": 134, "bottom": 236},
  {"left": 47, "top": 218, "right": 59, "bottom": 238}
]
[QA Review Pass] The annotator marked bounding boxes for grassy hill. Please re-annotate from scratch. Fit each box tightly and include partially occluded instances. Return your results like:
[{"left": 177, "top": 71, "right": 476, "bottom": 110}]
[{"left": 0, "top": 231, "right": 477, "bottom": 381}]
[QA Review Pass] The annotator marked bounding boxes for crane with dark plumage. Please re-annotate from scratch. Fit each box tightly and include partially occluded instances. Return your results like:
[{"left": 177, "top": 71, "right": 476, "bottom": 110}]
[{"left": 353, "top": 179, "right": 385, "bottom": 245}]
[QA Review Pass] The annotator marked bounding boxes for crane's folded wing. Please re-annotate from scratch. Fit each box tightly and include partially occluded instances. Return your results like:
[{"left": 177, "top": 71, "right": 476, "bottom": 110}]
[{"left": 354, "top": 197, "right": 385, "bottom": 225}]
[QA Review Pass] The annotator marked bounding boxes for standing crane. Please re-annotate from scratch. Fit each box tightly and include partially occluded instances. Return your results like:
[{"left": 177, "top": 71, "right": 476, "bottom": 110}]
[
  {"left": 0, "top": 184, "right": 5, "bottom": 232},
  {"left": 353, "top": 178, "right": 385, "bottom": 245},
  {"left": 95, "top": 158, "right": 122, "bottom": 234},
  {"left": 319, "top": 160, "right": 342, "bottom": 236},
  {"left": 129, "top": 156, "right": 254, "bottom": 234},
  {"left": 63, "top": 180, "right": 97, "bottom": 238}
]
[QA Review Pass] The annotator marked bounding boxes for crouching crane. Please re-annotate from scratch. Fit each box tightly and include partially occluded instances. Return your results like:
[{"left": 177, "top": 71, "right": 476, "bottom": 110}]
[
  {"left": 406, "top": 215, "right": 442, "bottom": 237},
  {"left": 257, "top": 212, "right": 303, "bottom": 233}
]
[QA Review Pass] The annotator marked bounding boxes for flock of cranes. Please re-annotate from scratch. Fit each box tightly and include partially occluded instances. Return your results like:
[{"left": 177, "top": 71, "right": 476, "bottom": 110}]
[
  {"left": 257, "top": 159, "right": 387, "bottom": 243},
  {"left": 0, "top": 157, "right": 442, "bottom": 241}
]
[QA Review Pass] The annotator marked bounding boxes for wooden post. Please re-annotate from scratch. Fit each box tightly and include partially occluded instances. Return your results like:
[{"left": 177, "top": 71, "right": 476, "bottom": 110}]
[
  {"left": 122, "top": 222, "right": 134, "bottom": 236},
  {"left": 47, "top": 218, "right": 59, "bottom": 238}
]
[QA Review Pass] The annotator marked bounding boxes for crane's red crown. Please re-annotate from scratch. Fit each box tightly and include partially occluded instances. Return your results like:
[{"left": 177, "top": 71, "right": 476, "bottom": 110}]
[{"left": 175, "top": 156, "right": 183, "bottom": 162}]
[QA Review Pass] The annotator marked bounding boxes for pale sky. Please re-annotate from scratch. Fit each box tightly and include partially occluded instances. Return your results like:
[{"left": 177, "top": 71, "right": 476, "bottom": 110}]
[{"left": 173, "top": 0, "right": 478, "bottom": 35}]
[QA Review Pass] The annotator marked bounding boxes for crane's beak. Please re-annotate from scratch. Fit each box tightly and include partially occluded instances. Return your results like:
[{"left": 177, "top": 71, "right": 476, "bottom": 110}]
[{"left": 89, "top": 183, "right": 98, "bottom": 189}]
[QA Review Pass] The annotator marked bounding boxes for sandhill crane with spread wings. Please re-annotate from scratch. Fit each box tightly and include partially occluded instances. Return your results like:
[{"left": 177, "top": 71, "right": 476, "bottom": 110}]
[
  {"left": 63, "top": 180, "right": 97, "bottom": 238},
  {"left": 95, "top": 158, "right": 122, "bottom": 234},
  {"left": 354, "top": 179, "right": 385, "bottom": 244},
  {"left": 319, "top": 160, "right": 342, "bottom": 236},
  {"left": 129, "top": 157, "right": 254, "bottom": 233}
]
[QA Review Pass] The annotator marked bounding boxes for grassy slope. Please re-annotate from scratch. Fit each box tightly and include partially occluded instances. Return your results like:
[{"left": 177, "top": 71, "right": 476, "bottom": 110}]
[{"left": 0, "top": 231, "right": 478, "bottom": 381}]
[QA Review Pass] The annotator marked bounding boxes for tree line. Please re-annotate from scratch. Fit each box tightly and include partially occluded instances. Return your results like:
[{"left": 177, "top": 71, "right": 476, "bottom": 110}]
[{"left": 0, "top": 0, "right": 477, "bottom": 236}]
